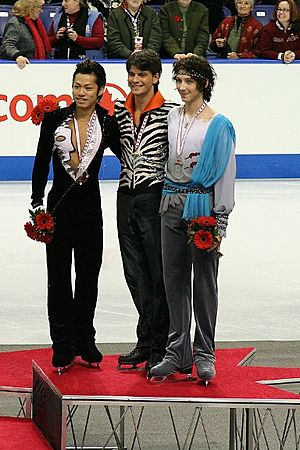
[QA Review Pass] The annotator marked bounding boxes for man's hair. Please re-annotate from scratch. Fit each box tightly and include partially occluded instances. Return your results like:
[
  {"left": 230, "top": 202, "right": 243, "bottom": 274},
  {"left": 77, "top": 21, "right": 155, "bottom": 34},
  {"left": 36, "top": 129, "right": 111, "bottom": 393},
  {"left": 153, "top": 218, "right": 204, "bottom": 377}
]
[
  {"left": 172, "top": 56, "right": 216, "bottom": 102},
  {"left": 126, "top": 50, "right": 162, "bottom": 91},
  {"left": 72, "top": 59, "right": 106, "bottom": 91},
  {"left": 126, "top": 50, "right": 162, "bottom": 76}
]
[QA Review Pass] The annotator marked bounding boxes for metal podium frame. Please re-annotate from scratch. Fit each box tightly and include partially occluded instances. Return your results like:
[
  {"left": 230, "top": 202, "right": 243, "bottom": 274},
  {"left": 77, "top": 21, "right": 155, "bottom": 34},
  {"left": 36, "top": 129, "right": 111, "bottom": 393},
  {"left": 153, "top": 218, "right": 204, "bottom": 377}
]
[
  {"left": 0, "top": 385, "right": 32, "bottom": 418},
  {"left": 31, "top": 361, "right": 300, "bottom": 450}
]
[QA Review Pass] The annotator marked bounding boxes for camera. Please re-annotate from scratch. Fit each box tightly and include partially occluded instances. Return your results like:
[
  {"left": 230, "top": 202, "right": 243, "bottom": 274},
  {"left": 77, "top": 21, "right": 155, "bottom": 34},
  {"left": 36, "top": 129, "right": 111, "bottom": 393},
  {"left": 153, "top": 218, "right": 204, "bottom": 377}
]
[{"left": 64, "top": 27, "right": 72, "bottom": 38}]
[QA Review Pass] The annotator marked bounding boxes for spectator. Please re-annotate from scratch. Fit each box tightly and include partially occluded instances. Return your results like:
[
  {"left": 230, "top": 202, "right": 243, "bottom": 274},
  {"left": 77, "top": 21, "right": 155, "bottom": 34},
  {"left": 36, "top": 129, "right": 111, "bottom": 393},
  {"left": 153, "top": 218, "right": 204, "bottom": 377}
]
[
  {"left": 257, "top": 0, "right": 300, "bottom": 62},
  {"left": 107, "top": 0, "right": 162, "bottom": 59},
  {"left": 0, "top": 0, "right": 51, "bottom": 69},
  {"left": 48, "top": 0, "right": 104, "bottom": 59},
  {"left": 159, "top": 0, "right": 209, "bottom": 59},
  {"left": 210, "top": 0, "right": 262, "bottom": 59}
]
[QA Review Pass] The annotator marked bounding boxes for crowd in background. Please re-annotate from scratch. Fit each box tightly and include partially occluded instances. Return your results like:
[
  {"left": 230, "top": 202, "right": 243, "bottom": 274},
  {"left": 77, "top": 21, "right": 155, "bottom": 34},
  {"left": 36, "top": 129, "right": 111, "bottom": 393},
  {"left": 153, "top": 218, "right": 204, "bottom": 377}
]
[{"left": 1, "top": 0, "right": 300, "bottom": 67}]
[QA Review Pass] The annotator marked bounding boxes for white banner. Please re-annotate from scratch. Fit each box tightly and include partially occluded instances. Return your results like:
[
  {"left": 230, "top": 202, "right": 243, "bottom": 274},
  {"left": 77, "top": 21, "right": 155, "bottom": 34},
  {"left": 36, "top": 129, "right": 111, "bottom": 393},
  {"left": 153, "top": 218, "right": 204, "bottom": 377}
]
[{"left": 0, "top": 60, "right": 299, "bottom": 156}]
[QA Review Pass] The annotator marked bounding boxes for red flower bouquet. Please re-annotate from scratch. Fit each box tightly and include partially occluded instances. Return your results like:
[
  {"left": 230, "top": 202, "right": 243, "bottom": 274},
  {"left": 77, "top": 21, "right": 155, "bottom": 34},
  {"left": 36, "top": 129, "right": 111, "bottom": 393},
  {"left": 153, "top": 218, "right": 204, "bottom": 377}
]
[
  {"left": 24, "top": 208, "right": 55, "bottom": 244},
  {"left": 174, "top": 15, "right": 182, "bottom": 22},
  {"left": 187, "top": 216, "right": 221, "bottom": 252},
  {"left": 31, "top": 95, "right": 59, "bottom": 125}
]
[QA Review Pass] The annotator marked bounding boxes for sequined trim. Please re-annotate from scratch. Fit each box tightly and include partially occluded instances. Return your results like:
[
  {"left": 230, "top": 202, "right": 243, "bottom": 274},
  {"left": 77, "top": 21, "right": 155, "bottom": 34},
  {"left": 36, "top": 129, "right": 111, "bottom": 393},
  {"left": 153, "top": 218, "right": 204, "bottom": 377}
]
[
  {"left": 215, "top": 213, "right": 228, "bottom": 236},
  {"left": 53, "top": 112, "right": 102, "bottom": 183},
  {"left": 164, "top": 183, "right": 212, "bottom": 195}
]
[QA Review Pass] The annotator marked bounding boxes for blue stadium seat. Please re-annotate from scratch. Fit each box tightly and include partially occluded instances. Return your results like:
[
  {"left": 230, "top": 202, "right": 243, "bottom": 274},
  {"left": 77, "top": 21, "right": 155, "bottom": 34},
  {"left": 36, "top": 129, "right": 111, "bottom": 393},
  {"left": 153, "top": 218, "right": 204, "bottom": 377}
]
[
  {"left": 222, "top": 5, "right": 232, "bottom": 17},
  {"left": 0, "top": 5, "right": 11, "bottom": 44},
  {"left": 40, "top": 3, "right": 60, "bottom": 33},
  {"left": 253, "top": 4, "right": 275, "bottom": 26}
]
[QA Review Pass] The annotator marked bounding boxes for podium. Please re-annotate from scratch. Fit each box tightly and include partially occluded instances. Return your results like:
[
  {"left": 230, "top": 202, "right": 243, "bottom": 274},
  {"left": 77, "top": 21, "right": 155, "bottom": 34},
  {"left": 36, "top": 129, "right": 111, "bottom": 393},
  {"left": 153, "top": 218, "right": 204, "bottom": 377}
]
[{"left": 1, "top": 347, "right": 300, "bottom": 449}]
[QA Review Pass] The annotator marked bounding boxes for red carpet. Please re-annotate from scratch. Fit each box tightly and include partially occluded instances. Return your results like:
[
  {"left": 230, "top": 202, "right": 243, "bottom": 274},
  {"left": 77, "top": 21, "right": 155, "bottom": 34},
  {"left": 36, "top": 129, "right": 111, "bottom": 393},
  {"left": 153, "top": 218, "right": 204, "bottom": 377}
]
[
  {"left": 0, "top": 417, "right": 52, "bottom": 449},
  {"left": 0, "top": 347, "right": 300, "bottom": 401}
]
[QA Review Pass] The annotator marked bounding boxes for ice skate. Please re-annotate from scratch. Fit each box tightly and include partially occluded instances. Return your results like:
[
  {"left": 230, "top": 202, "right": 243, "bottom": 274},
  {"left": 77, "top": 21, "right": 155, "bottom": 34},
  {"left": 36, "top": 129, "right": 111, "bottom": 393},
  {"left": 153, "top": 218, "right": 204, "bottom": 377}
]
[
  {"left": 76, "top": 342, "right": 103, "bottom": 369},
  {"left": 52, "top": 348, "right": 75, "bottom": 375},
  {"left": 196, "top": 361, "right": 216, "bottom": 386},
  {"left": 145, "top": 352, "right": 164, "bottom": 377},
  {"left": 149, "top": 359, "right": 196, "bottom": 383},
  {"left": 117, "top": 347, "right": 150, "bottom": 370}
]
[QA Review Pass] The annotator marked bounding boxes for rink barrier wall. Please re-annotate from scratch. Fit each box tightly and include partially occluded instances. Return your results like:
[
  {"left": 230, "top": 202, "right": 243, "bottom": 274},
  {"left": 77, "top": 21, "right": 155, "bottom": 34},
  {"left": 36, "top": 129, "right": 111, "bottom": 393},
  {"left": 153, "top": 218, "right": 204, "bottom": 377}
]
[
  {"left": 0, "top": 59, "right": 299, "bottom": 180},
  {"left": 1, "top": 154, "right": 300, "bottom": 181}
]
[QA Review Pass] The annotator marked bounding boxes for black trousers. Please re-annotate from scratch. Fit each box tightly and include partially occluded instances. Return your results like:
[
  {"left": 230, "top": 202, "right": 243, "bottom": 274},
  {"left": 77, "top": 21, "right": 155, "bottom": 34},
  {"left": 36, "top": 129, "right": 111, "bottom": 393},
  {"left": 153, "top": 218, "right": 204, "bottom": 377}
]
[
  {"left": 117, "top": 191, "right": 169, "bottom": 354},
  {"left": 46, "top": 206, "right": 103, "bottom": 351}
]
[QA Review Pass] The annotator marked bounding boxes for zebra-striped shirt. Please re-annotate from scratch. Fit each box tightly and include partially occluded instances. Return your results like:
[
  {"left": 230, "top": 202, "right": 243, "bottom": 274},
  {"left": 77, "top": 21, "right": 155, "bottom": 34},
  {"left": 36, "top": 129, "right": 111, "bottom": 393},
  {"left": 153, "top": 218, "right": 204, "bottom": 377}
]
[{"left": 115, "top": 92, "right": 177, "bottom": 193}]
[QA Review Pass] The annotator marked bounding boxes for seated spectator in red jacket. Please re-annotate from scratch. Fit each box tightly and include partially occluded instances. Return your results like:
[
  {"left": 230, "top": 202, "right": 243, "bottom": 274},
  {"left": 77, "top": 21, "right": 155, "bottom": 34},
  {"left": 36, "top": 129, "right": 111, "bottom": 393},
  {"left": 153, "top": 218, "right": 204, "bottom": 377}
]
[
  {"left": 210, "top": 0, "right": 262, "bottom": 58},
  {"left": 257, "top": 0, "right": 300, "bottom": 63},
  {"left": 48, "top": 0, "right": 104, "bottom": 59},
  {"left": 159, "top": 0, "right": 209, "bottom": 59}
]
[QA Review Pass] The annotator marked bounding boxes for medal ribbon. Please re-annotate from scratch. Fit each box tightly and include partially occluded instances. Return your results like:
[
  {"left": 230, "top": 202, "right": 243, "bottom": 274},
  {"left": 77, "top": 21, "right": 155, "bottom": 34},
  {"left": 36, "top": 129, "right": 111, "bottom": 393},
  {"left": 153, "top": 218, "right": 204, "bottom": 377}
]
[{"left": 130, "top": 112, "right": 149, "bottom": 155}]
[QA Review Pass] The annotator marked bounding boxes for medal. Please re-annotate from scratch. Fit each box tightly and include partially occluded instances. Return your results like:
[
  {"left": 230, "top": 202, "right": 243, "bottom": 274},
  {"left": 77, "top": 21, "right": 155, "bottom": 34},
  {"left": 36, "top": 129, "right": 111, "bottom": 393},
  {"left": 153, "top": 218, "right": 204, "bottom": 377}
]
[{"left": 171, "top": 158, "right": 184, "bottom": 179}]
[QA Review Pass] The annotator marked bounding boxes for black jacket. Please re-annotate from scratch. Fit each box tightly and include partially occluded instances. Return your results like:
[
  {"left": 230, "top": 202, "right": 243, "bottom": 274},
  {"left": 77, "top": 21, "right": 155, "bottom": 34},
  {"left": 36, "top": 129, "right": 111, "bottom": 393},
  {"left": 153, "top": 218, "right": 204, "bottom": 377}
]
[{"left": 31, "top": 103, "right": 120, "bottom": 212}]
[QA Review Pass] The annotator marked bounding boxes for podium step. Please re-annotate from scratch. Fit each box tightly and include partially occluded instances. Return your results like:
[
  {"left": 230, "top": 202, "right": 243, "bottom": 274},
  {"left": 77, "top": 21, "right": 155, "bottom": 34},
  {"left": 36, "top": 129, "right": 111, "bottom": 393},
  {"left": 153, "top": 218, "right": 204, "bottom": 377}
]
[{"left": 0, "top": 416, "right": 52, "bottom": 449}]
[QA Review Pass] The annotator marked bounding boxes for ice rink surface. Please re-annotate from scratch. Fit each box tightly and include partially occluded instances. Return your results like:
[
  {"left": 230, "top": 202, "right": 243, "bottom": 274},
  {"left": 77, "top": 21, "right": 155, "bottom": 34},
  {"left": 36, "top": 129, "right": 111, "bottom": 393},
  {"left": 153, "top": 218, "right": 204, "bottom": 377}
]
[{"left": 0, "top": 180, "right": 299, "bottom": 344}]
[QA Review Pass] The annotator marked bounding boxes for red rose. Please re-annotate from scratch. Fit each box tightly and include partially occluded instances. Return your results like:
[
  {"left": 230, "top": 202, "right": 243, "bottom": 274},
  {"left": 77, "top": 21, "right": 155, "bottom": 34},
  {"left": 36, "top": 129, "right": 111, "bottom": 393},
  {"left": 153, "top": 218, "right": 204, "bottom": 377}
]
[
  {"left": 193, "top": 230, "right": 214, "bottom": 250},
  {"left": 42, "top": 234, "right": 53, "bottom": 244},
  {"left": 175, "top": 15, "right": 182, "bottom": 22},
  {"left": 24, "top": 222, "right": 37, "bottom": 240},
  {"left": 36, "top": 233, "right": 53, "bottom": 244}
]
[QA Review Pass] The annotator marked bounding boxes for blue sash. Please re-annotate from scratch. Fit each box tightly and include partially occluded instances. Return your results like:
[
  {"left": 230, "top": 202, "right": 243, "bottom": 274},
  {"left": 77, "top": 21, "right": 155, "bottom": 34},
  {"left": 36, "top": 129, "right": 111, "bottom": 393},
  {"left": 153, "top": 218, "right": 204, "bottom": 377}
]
[{"left": 163, "top": 114, "right": 235, "bottom": 220}]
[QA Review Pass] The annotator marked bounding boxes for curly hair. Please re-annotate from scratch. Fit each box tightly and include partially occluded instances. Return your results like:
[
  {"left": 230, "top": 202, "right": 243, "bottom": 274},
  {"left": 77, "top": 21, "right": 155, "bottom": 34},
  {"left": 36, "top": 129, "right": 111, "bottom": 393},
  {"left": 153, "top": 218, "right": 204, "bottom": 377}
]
[
  {"left": 172, "top": 56, "right": 216, "bottom": 102},
  {"left": 12, "top": 0, "right": 43, "bottom": 17}
]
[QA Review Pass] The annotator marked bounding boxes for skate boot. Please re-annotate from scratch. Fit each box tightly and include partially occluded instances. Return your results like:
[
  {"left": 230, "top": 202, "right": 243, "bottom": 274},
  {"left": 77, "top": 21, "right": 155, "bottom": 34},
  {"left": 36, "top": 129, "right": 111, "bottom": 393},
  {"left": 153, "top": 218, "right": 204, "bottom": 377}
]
[
  {"left": 52, "top": 347, "right": 75, "bottom": 375},
  {"left": 145, "top": 352, "right": 164, "bottom": 377},
  {"left": 117, "top": 347, "right": 150, "bottom": 370},
  {"left": 149, "top": 358, "right": 195, "bottom": 383},
  {"left": 196, "top": 361, "right": 216, "bottom": 386},
  {"left": 76, "top": 342, "right": 103, "bottom": 368}
]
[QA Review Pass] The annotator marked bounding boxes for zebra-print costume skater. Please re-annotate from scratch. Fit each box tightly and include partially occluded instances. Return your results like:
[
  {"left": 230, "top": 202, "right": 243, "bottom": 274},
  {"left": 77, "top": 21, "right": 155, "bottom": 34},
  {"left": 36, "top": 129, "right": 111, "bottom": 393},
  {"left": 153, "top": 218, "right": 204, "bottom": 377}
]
[{"left": 115, "top": 91, "right": 177, "bottom": 364}]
